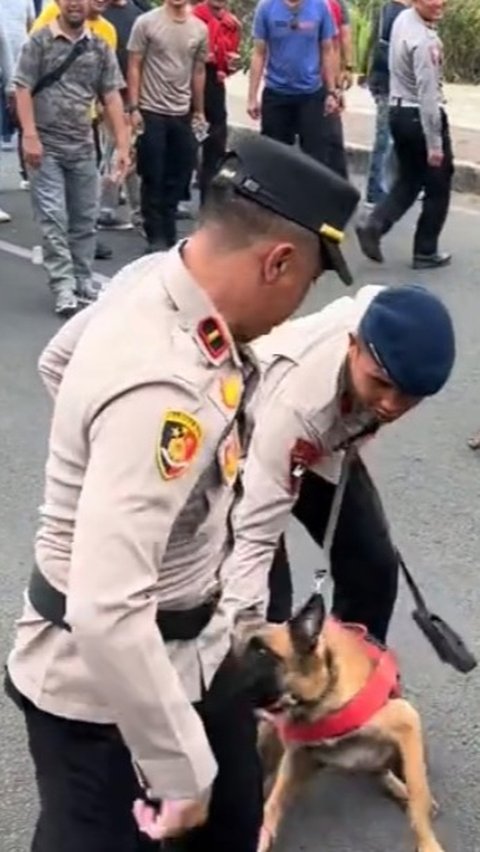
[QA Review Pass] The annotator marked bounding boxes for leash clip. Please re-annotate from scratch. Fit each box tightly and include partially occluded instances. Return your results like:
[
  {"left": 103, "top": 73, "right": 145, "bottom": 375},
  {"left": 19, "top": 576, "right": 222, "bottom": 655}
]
[{"left": 314, "top": 569, "right": 327, "bottom": 594}]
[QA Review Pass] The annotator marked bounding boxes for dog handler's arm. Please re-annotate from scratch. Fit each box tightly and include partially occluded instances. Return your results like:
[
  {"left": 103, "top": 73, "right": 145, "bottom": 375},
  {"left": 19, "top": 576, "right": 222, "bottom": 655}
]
[
  {"left": 221, "top": 396, "right": 325, "bottom": 621},
  {"left": 67, "top": 382, "right": 217, "bottom": 803}
]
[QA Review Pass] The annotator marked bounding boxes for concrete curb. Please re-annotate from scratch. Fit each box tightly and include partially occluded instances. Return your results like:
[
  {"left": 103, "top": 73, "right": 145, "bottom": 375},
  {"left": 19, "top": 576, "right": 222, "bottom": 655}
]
[
  {"left": 228, "top": 122, "right": 480, "bottom": 195},
  {"left": 345, "top": 142, "right": 480, "bottom": 195}
]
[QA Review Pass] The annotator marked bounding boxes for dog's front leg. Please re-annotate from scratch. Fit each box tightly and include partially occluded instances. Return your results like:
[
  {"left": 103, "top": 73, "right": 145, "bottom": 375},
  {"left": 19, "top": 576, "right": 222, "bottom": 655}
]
[
  {"left": 376, "top": 699, "right": 444, "bottom": 852},
  {"left": 259, "top": 747, "right": 316, "bottom": 852}
]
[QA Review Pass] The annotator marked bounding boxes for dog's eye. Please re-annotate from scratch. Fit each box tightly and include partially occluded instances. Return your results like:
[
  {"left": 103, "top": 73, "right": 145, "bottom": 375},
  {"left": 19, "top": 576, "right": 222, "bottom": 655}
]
[
  {"left": 249, "top": 637, "right": 269, "bottom": 654},
  {"left": 248, "top": 637, "right": 280, "bottom": 660}
]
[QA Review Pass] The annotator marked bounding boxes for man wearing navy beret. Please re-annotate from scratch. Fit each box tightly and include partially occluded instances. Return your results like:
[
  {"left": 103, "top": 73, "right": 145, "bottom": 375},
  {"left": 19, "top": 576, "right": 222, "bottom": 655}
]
[{"left": 221, "top": 283, "right": 455, "bottom": 643}]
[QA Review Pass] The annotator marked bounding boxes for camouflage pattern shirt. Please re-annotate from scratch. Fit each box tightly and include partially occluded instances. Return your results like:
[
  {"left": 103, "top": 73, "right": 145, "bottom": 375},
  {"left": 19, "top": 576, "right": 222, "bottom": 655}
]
[{"left": 14, "top": 20, "right": 124, "bottom": 160}]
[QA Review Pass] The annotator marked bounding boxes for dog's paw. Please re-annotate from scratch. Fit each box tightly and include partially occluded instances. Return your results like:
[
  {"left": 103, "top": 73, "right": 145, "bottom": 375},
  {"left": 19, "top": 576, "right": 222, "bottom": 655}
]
[
  {"left": 257, "top": 824, "right": 275, "bottom": 852},
  {"left": 417, "top": 840, "right": 445, "bottom": 852}
]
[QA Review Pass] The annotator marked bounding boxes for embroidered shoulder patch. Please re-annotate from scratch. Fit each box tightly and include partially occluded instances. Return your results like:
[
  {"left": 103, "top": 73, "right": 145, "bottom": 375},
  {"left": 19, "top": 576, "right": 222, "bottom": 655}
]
[{"left": 156, "top": 410, "right": 202, "bottom": 480}]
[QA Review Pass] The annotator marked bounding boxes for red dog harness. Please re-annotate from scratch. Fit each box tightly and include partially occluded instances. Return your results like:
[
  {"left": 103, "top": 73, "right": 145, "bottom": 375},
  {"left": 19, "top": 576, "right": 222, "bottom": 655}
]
[{"left": 276, "top": 621, "right": 401, "bottom": 744}]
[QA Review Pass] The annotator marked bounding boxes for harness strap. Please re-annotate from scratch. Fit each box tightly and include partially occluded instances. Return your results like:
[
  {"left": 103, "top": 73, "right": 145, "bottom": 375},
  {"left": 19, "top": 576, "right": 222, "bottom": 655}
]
[
  {"left": 28, "top": 564, "right": 217, "bottom": 643},
  {"left": 277, "top": 621, "right": 401, "bottom": 744}
]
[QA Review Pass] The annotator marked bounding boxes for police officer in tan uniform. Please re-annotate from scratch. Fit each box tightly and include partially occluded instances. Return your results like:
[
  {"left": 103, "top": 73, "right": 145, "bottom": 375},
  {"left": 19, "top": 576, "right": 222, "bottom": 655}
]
[
  {"left": 4, "top": 129, "right": 359, "bottom": 852},
  {"left": 220, "top": 284, "right": 455, "bottom": 642}
]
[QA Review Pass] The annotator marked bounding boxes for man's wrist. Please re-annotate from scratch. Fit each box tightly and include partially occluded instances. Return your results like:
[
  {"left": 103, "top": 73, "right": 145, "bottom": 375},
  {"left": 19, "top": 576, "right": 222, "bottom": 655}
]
[{"left": 126, "top": 104, "right": 140, "bottom": 114}]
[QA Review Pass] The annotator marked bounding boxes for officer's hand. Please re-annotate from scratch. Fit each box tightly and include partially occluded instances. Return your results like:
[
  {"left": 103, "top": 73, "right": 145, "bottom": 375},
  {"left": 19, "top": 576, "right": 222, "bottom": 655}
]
[
  {"left": 23, "top": 132, "right": 43, "bottom": 169},
  {"left": 247, "top": 99, "right": 261, "bottom": 121},
  {"left": 133, "top": 794, "right": 210, "bottom": 840},
  {"left": 427, "top": 149, "right": 444, "bottom": 168},
  {"left": 231, "top": 606, "right": 267, "bottom": 656}
]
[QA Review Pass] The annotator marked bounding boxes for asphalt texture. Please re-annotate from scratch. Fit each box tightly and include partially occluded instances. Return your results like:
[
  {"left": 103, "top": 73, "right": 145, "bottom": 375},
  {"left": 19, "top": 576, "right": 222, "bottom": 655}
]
[{"left": 1, "top": 183, "right": 480, "bottom": 852}]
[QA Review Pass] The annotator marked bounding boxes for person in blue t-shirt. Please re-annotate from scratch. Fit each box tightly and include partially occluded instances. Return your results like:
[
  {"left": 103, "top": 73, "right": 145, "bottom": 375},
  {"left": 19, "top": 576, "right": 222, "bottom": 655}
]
[{"left": 247, "top": 0, "right": 345, "bottom": 175}]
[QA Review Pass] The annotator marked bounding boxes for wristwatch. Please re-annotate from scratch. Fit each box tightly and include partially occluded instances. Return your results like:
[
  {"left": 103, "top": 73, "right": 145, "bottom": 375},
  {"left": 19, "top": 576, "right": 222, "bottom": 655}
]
[{"left": 127, "top": 104, "right": 140, "bottom": 114}]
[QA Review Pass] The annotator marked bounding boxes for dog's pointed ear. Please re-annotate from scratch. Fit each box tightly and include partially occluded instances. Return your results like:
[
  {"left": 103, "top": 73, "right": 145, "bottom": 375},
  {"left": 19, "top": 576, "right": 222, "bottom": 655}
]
[{"left": 288, "top": 593, "right": 326, "bottom": 656}]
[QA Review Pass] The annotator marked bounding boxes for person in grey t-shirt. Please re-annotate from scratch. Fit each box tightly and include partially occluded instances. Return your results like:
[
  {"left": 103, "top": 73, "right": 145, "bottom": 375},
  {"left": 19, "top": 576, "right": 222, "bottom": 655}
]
[{"left": 356, "top": 0, "right": 453, "bottom": 270}]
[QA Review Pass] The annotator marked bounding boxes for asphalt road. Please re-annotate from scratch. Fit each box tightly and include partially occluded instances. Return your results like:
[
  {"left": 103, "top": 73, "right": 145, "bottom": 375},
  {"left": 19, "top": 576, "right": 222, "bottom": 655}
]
[{"left": 1, "top": 187, "right": 480, "bottom": 852}]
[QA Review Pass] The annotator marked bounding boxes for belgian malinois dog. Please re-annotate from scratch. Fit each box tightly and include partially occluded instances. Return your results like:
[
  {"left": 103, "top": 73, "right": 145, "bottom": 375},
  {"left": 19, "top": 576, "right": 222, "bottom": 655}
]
[{"left": 240, "top": 593, "right": 444, "bottom": 852}]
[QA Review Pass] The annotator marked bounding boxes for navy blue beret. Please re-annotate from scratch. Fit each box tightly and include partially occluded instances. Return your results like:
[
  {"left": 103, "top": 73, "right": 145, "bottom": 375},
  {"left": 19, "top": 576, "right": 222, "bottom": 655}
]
[{"left": 358, "top": 285, "right": 455, "bottom": 397}]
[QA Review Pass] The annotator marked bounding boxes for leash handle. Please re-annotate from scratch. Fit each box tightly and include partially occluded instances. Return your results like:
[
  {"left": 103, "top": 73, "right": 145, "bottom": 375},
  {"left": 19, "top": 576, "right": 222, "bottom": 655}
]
[{"left": 395, "top": 549, "right": 428, "bottom": 613}]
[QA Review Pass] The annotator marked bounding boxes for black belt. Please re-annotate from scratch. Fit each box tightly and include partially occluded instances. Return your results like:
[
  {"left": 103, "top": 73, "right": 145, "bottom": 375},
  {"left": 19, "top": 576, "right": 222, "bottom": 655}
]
[{"left": 28, "top": 564, "right": 217, "bottom": 643}]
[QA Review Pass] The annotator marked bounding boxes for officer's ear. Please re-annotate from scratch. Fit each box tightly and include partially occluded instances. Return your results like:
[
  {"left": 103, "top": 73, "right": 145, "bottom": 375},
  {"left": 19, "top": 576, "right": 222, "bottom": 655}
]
[{"left": 262, "top": 243, "right": 296, "bottom": 283}]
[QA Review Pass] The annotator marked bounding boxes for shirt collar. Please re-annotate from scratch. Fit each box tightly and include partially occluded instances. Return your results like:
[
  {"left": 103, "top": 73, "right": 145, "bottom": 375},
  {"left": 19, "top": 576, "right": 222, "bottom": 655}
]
[{"left": 49, "top": 18, "right": 92, "bottom": 42}]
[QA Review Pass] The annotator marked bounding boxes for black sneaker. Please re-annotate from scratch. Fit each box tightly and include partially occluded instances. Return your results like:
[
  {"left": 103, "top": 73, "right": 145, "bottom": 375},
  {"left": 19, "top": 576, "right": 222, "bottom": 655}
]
[
  {"left": 355, "top": 223, "right": 384, "bottom": 263},
  {"left": 412, "top": 252, "right": 451, "bottom": 269},
  {"left": 95, "top": 240, "right": 113, "bottom": 260},
  {"left": 97, "top": 213, "right": 134, "bottom": 231}
]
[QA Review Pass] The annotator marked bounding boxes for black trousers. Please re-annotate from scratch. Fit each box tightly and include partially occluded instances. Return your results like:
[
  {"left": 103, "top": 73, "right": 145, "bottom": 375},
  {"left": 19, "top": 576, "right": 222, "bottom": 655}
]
[
  {"left": 137, "top": 111, "right": 196, "bottom": 248},
  {"left": 8, "top": 655, "right": 262, "bottom": 852},
  {"left": 200, "top": 65, "right": 228, "bottom": 204},
  {"left": 267, "top": 456, "right": 399, "bottom": 643},
  {"left": 371, "top": 106, "right": 453, "bottom": 256},
  {"left": 261, "top": 86, "right": 348, "bottom": 179}
]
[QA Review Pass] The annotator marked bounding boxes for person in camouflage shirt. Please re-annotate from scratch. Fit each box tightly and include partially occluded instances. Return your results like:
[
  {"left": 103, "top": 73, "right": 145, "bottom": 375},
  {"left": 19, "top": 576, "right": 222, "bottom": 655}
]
[{"left": 14, "top": 0, "right": 129, "bottom": 317}]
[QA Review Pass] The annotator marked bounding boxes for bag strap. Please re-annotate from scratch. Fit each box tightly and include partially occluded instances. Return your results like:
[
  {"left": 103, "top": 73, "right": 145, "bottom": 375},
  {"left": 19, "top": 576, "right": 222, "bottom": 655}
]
[{"left": 32, "top": 38, "right": 90, "bottom": 97}]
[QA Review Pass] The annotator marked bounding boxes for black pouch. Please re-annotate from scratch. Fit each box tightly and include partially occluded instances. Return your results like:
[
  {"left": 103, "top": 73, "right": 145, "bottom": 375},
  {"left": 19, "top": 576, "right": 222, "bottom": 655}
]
[{"left": 397, "top": 552, "right": 477, "bottom": 674}]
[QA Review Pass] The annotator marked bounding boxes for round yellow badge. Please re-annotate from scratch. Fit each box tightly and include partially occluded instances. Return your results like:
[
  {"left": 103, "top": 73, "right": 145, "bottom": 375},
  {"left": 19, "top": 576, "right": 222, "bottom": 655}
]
[{"left": 221, "top": 374, "right": 243, "bottom": 409}]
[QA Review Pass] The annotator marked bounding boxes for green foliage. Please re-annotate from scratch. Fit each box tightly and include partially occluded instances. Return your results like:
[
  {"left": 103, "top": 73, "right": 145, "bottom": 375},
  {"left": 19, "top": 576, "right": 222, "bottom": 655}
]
[
  {"left": 154, "top": 0, "right": 480, "bottom": 83},
  {"left": 440, "top": 0, "right": 480, "bottom": 83}
]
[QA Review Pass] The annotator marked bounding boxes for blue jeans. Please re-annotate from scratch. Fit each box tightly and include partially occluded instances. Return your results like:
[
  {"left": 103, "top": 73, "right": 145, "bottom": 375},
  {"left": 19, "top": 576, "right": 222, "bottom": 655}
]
[
  {"left": 366, "top": 94, "right": 395, "bottom": 205},
  {"left": 29, "top": 153, "right": 98, "bottom": 295}
]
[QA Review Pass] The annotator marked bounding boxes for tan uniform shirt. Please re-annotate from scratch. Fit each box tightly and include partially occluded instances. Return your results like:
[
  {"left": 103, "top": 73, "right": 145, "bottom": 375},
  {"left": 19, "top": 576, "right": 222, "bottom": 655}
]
[
  {"left": 220, "top": 285, "right": 385, "bottom": 620},
  {"left": 127, "top": 7, "right": 208, "bottom": 115},
  {"left": 8, "top": 248, "right": 258, "bottom": 801}
]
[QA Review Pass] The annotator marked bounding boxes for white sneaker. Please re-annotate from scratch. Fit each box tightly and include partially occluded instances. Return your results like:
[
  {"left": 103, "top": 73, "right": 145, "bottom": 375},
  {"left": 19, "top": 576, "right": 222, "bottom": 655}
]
[
  {"left": 75, "top": 280, "right": 102, "bottom": 305},
  {"left": 20, "top": 179, "right": 30, "bottom": 191},
  {"left": 55, "top": 290, "right": 78, "bottom": 318},
  {"left": 0, "top": 208, "right": 12, "bottom": 223}
]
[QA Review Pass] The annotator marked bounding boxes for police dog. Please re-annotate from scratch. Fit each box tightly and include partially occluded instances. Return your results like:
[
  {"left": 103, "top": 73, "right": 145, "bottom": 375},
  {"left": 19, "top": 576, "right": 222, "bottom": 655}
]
[{"left": 240, "top": 593, "right": 444, "bottom": 852}]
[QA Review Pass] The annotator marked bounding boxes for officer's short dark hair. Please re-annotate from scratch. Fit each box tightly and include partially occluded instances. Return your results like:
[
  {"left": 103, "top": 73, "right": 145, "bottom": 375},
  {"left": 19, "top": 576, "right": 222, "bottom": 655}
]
[{"left": 199, "top": 179, "right": 320, "bottom": 256}]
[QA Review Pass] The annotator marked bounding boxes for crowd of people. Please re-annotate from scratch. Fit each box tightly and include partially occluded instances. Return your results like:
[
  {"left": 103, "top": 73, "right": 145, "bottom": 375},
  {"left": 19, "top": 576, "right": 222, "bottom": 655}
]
[{"left": 0, "top": 0, "right": 454, "bottom": 314}]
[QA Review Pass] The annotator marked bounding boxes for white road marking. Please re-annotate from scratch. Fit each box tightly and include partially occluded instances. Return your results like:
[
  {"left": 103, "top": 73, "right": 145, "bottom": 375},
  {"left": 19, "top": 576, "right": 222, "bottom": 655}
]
[
  {"left": 0, "top": 238, "right": 111, "bottom": 285},
  {"left": 1, "top": 200, "right": 480, "bottom": 272}
]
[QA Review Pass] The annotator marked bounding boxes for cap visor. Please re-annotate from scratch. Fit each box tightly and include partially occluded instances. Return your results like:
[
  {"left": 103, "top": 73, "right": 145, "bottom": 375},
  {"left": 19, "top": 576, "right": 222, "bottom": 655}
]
[{"left": 321, "top": 238, "right": 354, "bottom": 287}]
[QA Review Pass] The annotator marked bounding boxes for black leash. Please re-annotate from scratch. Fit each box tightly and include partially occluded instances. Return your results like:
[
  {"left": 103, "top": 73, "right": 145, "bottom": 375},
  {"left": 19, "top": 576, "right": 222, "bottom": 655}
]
[
  {"left": 395, "top": 550, "right": 477, "bottom": 673},
  {"left": 318, "top": 447, "right": 477, "bottom": 675}
]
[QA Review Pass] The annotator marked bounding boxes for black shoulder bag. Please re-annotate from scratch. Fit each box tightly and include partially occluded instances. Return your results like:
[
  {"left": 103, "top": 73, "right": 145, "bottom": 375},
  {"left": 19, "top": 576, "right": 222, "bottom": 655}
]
[{"left": 32, "top": 38, "right": 90, "bottom": 97}]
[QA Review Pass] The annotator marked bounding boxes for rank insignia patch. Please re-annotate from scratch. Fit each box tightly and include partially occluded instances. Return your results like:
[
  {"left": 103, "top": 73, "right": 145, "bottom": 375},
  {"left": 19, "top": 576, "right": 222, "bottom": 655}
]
[
  {"left": 156, "top": 410, "right": 202, "bottom": 480},
  {"left": 220, "top": 374, "right": 243, "bottom": 409},
  {"left": 197, "top": 316, "right": 229, "bottom": 360}
]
